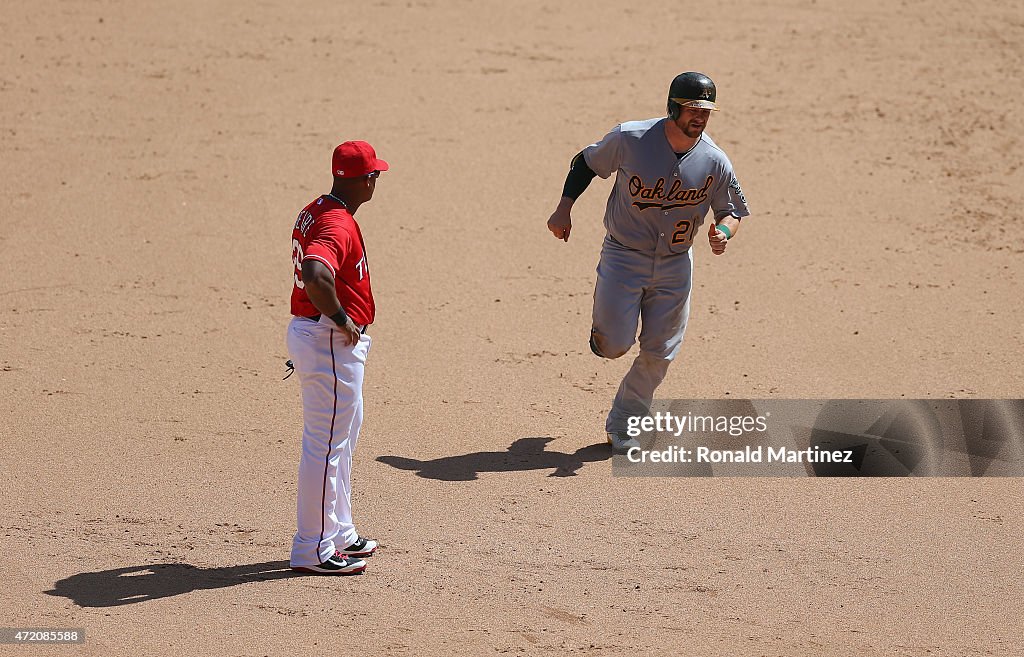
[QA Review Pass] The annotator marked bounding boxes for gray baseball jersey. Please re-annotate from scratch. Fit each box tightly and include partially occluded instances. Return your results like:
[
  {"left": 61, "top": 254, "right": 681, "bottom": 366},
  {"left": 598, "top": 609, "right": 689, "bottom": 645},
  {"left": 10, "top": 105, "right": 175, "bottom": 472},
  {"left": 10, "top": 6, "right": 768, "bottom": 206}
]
[{"left": 583, "top": 117, "right": 750, "bottom": 255}]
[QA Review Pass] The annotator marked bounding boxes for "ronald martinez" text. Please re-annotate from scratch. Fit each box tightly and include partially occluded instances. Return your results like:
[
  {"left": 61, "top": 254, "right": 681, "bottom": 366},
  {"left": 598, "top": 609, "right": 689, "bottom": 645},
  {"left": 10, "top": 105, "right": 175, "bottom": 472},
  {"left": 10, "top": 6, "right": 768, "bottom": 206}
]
[{"left": 625, "top": 445, "right": 855, "bottom": 464}]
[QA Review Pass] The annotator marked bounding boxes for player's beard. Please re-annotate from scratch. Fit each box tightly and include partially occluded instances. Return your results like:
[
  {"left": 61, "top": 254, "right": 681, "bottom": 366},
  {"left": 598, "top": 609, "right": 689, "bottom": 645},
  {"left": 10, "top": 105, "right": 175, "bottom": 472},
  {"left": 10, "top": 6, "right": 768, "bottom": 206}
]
[
  {"left": 672, "top": 115, "right": 706, "bottom": 139},
  {"left": 682, "top": 122, "right": 705, "bottom": 139}
]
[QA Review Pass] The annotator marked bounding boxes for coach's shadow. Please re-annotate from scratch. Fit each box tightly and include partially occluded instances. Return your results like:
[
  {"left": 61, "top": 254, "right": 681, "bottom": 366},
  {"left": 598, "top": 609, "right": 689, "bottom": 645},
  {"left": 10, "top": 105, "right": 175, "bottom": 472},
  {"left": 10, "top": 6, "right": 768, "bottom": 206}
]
[
  {"left": 44, "top": 561, "right": 297, "bottom": 607},
  {"left": 377, "top": 436, "right": 609, "bottom": 481}
]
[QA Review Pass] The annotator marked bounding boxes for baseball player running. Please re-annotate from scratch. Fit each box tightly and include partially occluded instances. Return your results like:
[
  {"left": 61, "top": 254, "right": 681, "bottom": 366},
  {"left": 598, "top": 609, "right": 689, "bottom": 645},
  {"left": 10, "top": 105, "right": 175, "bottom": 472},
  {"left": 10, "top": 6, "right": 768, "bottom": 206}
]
[
  {"left": 546, "top": 72, "right": 751, "bottom": 454},
  {"left": 287, "top": 140, "right": 386, "bottom": 574}
]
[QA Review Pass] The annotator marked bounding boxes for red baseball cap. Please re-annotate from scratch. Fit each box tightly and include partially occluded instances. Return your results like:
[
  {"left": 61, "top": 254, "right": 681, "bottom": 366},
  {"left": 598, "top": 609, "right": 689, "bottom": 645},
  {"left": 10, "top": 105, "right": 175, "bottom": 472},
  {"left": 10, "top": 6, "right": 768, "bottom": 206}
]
[{"left": 331, "top": 141, "right": 389, "bottom": 178}]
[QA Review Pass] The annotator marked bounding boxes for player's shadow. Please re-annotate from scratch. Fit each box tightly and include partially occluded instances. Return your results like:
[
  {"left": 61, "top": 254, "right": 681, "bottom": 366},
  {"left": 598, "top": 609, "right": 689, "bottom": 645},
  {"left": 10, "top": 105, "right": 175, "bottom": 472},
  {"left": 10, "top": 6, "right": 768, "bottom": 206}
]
[
  {"left": 377, "top": 436, "right": 610, "bottom": 481},
  {"left": 44, "top": 561, "right": 298, "bottom": 607}
]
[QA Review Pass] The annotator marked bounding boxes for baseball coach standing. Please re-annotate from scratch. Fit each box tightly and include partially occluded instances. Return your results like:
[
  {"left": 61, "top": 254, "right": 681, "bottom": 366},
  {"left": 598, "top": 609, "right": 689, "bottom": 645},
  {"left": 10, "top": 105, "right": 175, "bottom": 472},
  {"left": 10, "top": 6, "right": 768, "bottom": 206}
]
[
  {"left": 286, "top": 141, "right": 386, "bottom": 575},
  {"left": 546, "top": 72, "right": 751, "bottom": 454}
]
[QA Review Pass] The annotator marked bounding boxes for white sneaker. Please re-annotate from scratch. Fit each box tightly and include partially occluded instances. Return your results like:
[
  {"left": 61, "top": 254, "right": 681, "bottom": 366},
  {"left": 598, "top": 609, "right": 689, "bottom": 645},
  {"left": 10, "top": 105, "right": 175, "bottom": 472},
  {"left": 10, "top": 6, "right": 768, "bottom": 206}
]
[{"left": 607, "top": 432, "right": 640, "bottom": 455}]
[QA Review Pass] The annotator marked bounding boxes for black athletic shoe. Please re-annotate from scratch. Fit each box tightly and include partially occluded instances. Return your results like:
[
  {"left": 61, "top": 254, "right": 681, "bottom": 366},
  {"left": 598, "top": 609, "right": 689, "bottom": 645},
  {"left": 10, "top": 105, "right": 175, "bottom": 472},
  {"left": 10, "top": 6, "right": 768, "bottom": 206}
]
[
  {"left": 291, "top": 550, "right": 366, "bottom": 575},
  {"left": 340, "top": 536, "right": 378, "bottom": 558}
]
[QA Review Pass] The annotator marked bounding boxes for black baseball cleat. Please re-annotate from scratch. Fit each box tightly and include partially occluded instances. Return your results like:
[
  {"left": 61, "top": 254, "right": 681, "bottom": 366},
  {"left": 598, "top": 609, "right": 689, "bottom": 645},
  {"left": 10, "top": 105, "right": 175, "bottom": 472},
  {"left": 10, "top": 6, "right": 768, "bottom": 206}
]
[
  {"left": 340, "top": 536, "right": 378, "bottom": 558},
  {"left": 291, "top": 550, "right": 366, "bottom": 575}
]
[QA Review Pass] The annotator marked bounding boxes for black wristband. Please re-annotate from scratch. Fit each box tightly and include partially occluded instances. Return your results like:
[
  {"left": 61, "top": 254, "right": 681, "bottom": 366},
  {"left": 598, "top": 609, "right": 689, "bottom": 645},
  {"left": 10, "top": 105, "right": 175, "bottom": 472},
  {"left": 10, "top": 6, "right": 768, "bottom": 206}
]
[{"left": 329, "top": 310, "right": 349, "bottom": 327}]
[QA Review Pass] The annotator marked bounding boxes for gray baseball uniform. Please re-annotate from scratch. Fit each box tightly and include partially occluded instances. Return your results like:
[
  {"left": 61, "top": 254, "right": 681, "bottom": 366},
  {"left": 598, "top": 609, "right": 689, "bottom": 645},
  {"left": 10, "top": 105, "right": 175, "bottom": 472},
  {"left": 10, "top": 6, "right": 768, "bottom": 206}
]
[{"left": 583, "top": 117, "right": 750, "bottom": 433}]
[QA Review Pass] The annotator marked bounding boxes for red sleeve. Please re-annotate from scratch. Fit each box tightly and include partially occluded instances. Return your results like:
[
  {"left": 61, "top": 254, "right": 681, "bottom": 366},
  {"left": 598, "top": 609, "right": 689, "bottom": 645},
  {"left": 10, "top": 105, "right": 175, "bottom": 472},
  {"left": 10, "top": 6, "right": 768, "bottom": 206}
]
[{"left": 302, "top": 216, "right": 350, "bottom": 277}]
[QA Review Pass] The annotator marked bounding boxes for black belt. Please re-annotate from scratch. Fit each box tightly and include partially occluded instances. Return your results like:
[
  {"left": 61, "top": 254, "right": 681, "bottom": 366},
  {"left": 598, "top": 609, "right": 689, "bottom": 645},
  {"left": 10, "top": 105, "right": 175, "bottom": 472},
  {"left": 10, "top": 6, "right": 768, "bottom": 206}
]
[{"left": 304, "top": 315, "right": 367, "bottom": 334}]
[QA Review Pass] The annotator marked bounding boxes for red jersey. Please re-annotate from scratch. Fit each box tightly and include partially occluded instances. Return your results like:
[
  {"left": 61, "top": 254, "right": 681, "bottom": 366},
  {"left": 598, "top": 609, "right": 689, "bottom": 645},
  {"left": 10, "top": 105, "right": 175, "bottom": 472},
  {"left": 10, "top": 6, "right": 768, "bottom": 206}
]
[{"left": 290, "top": 195, "right": 375, "bottom": 325}]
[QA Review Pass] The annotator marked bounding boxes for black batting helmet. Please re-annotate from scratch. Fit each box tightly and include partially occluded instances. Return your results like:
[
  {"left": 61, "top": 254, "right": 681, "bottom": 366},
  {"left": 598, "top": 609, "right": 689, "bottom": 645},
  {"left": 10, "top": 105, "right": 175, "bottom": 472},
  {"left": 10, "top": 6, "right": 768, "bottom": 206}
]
[{"left": 667, "top": 72, "right": 718, "bottom": 119}]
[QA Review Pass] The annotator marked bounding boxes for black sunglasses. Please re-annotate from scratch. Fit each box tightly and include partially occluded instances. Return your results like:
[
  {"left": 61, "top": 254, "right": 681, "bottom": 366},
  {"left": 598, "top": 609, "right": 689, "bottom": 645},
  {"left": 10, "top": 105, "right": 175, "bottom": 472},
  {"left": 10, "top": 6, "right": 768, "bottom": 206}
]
[{"left": 366, "top": 170, "right": 381, "bottom": 179}]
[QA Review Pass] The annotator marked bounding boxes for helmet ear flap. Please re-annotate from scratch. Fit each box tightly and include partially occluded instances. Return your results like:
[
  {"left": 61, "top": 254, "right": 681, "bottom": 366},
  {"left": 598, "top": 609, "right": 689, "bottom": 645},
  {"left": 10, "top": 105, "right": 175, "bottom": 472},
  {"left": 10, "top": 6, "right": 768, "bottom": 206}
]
[{"left": 667, "top": 99, "right": 680, "bottom": 120}]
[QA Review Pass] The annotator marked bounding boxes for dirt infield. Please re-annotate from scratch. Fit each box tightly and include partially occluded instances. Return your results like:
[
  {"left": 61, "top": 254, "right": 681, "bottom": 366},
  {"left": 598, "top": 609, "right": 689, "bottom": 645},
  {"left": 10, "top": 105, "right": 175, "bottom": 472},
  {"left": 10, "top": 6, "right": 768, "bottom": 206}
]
[{"left": 2, "top": 0, "right": 1021, "bottom": 655}]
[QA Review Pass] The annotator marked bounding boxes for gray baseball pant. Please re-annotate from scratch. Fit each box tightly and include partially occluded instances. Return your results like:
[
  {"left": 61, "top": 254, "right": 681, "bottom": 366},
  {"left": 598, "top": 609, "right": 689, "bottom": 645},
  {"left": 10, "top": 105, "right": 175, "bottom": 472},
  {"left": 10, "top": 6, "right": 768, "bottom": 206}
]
[{"left": 590, "top": 236, "right": 693, "bottom": 434}]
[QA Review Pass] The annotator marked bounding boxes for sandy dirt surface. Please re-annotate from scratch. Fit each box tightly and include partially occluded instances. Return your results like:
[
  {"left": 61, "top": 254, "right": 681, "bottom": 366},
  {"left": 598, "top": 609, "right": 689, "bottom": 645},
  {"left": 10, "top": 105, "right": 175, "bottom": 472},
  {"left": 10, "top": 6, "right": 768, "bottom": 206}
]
[{"left": 2, "top": 0, "right": 1022, "bottom": 655}]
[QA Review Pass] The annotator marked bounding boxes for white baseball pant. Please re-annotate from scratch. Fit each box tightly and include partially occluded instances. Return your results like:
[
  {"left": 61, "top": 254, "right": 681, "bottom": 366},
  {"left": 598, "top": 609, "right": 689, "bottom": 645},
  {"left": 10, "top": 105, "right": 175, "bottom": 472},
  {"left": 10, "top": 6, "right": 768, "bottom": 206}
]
[{"left": 286, "top": 316, "right": 371, "bottom": 567}]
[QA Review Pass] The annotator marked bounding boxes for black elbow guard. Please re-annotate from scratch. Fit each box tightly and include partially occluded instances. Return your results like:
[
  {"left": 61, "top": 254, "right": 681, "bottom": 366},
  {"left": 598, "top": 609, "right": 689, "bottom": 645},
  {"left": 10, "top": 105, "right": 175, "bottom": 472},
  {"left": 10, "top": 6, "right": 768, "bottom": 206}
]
[{"left": 562, "top": 149, "right": 597, "bottom": 200}]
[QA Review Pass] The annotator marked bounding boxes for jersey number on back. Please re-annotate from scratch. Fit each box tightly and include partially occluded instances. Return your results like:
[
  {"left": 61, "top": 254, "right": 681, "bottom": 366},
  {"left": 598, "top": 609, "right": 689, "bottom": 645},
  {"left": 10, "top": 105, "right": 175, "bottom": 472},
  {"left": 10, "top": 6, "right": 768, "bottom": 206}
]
[{"left": 292, "top": 239, "right": 305, "bottom": 289}]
